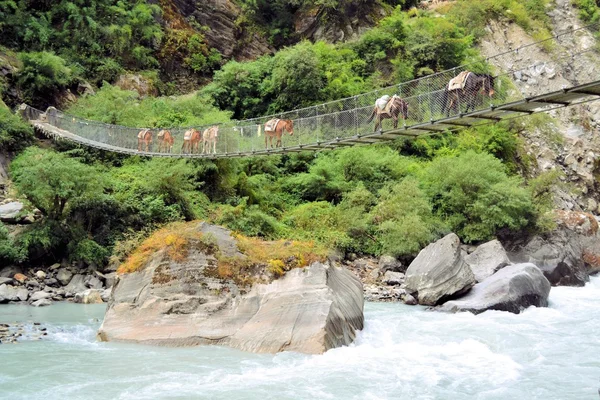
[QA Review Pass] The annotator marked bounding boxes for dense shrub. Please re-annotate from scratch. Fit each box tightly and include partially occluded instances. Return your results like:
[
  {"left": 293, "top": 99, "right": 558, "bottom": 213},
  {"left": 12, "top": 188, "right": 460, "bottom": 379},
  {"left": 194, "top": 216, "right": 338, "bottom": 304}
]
[
  {"left": 0, "top": 107, "right": 34, "bottom": 152},
  {"left": 422, "top": 151, "right": 535, "bottom": 242},
  {"left": 16, "top": 52, "right": 77, "bottom": 106}
]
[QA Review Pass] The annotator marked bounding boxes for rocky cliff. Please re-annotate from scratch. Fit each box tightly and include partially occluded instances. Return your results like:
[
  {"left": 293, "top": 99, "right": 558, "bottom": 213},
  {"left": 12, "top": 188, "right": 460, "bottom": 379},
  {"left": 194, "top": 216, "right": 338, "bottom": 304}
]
[{"left": 478, "top": 0, "right": 600, "bottom": 214}]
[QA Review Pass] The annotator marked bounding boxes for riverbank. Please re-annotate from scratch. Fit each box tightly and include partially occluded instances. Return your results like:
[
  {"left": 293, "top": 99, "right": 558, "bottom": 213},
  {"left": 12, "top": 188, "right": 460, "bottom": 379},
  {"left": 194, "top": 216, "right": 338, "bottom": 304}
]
[{"left": 1, "top": 277, "right": 598, "bottom": 399}]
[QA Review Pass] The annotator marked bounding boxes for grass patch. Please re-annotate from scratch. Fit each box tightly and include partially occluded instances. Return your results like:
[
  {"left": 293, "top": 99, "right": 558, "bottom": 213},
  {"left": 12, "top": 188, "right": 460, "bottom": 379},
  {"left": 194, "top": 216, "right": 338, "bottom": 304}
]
[
  {"left": 211, "top": 234, "right": 329, "bottom": 286},
  {"left": 117, "top": 222, "right": 217, "bottom": 274}
]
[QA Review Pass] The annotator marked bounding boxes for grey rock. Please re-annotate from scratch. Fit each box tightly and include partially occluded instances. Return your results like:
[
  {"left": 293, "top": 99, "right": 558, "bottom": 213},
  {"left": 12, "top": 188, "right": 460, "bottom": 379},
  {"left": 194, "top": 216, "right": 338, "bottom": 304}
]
[
  {"left": 35, "top": 271, "right": 46, "bottom": 280},
  {"left": 0, "top": 277, "right": 13, "bottom": 285},
  {"left": 104, "top": 272, "right": 116, "bottom": 289},
  {"left": 44, "top": 278, "right": 58, "bottom": 287},
  {"left": 49, "top": 263, "right": 61, "bottom": 271},
  {"left": 0, "top": 284, "right": 20, "bottom": 303},
  {"left": 74, "top": 289, "right": 103, "bottom": 304},
  {"left": 402, "top": 293, "right": 418, "bottom": 306},
  {"left": 405, "top": 233, "right": 476, "bottom": 306},
  {"left": 85, "top": 275, "right": 104, "bottom": 289},
  {"left": 382, "top": 271, "right": 405, "bottom": 286},
  {"left": 465, "top": 240, "right": 511, "bottom": 282},
  {"left": 100, "top": 289, "right": 111, "bottom": 302},
  {"left": 31, "top": 299, "right": 52, "bottom": 307},
  {"left": 368, "top": 267, "right": 381, "bottom": 281},
  {"left": 439, "top": 263, "right": 551, "bottom": 315},
  {"left": 25, "top": 280, "right": 40, "bottom": 289},
  {"left": 65, "top": 274, "right": 86, "bottom": 294},
  {"left": 56, "top": 269, "right": 73, "bottom": 286},
  {"left": 16, "top": 288, "right": 28, "bottom": 302},
  {"left": 510, "top": 229, "right": 589, "bottom": 287},
  {"left": 0, "top": 201, "right": 23, "bottom": 223},
  {"left": 0, "top": 266, "right": 21, "bottom": 278},
  {"left": 378, "top": 255, "right": 404, "bottom": 273},
  {"left": 98, "top": 223, "right": 364, "bottom": 354},
  {"left": 29, "top": 291, "right": 52, "bottom": 302}
]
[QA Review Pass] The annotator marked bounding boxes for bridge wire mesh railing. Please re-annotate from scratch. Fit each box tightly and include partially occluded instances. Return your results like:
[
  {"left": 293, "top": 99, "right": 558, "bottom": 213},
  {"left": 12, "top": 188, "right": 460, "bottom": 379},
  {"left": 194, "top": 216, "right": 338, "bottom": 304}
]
[{"left": 20, "top": 23, "right": 600, "bottom": 158}]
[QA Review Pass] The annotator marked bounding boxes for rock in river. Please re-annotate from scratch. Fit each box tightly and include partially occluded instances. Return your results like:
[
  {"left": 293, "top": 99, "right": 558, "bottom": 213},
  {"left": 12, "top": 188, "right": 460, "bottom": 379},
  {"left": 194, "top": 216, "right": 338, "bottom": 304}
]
[
  {"left": 98, "top": 222, "right": 364, "bottom": 354},
  {"left": 404, "top": 233, "right": 476, "bottom": 306},
  {"left": 438, "top": 263, "right": 551, "bottom": 315}
]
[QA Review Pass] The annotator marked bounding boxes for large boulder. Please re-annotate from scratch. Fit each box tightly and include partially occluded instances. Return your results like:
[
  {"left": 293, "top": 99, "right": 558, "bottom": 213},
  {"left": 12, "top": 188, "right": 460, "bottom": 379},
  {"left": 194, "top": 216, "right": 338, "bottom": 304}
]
[
  {"left": 439, "top": 263, "right": 551, "bottom": 315},
  {"left": 378, "top": 255, "right": 404, "bottom": 273},
  {"left": 404, "top": 233, "right": 476, "bottom": 306},
  {"left": 56, "top": 268, "right": 73, "bottom": 286},
  {"left": 465, "top": 240, "right": 511, "bottom": 282},
  {"left": 29, "top": 291, "right": 52, "bottom": 302},
  {"left": 64, "top": 274, "right": 87, "bottom": 294},
  {"left": 509, "top": 228, "right": 589, "bottom": 287},
  {"left": 0, "top": 201, "right": 23, "bottom": 223},
  {"left": 0, "top": 284, "right": 28, "bottom": 303},
  {"left": 98, "top": 223, "right": 364, "bottom": 354},
  {"left": 99, "top": 262, "right": 363, "bottom": 354}
]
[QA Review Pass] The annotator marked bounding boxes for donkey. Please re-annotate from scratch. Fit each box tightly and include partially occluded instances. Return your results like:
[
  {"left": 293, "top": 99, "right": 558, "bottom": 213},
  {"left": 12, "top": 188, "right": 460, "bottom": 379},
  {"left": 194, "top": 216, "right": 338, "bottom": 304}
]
[
  {"left": 137, "top": 129, "right": 152, "bottom": 152},
  {"left": 442, "top": 72, "right": 495, "bottom": 117},
  {"left": 202, "top": 126, "right": 219, "bottom": 154},
  {"left": 181, "top": 128, "right": 202, "bottom": 154},
  {"left": 157, "top": 129, "right": 174, "bottom": 153},
  {"left": 367, "top": 95, "right": 409, "bottom": 132},
  {"left": 264, "top": 119, "right": 294, "bottom": 149}
]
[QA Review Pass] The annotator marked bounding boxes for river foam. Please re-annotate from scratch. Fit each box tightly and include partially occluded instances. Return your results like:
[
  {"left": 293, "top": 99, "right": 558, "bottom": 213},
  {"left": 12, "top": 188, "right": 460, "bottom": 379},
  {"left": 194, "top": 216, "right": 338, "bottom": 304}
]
[{"left": 0, "top": 277, "right": 598, "bottom": 400}]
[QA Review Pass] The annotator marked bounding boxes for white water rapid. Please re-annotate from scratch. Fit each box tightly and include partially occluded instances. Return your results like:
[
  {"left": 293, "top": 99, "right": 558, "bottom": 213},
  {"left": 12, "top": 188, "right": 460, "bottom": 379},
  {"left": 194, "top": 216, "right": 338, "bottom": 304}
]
[{"left": 1, "top": 277, "right": 599, "bottom": 400}]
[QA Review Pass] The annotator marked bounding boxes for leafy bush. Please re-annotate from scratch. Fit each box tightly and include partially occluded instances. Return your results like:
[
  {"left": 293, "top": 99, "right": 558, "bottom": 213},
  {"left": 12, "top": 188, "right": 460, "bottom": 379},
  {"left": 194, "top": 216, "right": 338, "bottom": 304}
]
[
  {"left": 0, "top": 222, "right": 25, "bottom": 264},
  {"left": 213, "top": 200, "right": 285, "bottom": 239},
  {"left": 11, "top": 147, "right": 106, "bottom": 221},
  {"left": 422, "top": 151, "right": 534, "bottom": 242},
  {"left": 0, "top": 107, "right": 34, "bottom": 152},
  {"left": 67, "top": 84, "right": 231, "bottom": 127},
  {"left": 16, "top": 51, "right": 77, "bottom": 106},
  {"left": 572, "top": 0, "right": 600, "bottom": 24}
]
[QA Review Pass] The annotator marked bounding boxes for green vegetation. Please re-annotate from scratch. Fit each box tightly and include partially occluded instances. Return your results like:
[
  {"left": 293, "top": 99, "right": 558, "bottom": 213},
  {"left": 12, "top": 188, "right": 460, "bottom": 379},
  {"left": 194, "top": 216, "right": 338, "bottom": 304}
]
[
  {"left": 572, "top": 0, "right": 600, "bottom": 25},
  {"left": 0, "top": 107, "right": 34, "bottom": 152},
  {"left": 1, "top": 1, "right": 564, "bottom": 269},
  {"left": 67, "top": 85, "right": 231, "bottom": 126}
]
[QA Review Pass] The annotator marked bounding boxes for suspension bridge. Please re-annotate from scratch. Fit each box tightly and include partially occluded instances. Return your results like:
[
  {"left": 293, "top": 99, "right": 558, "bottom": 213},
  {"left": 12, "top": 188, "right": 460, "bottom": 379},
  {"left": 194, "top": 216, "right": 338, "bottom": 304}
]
[{"left": 19, "top": 25, "right": 600, "bottom": 159}]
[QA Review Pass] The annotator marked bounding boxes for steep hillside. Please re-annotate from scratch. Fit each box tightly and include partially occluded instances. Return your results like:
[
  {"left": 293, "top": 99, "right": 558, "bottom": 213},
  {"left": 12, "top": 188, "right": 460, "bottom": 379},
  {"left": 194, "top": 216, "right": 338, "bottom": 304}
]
[{"left": 476, "top": 0, "right": 600, "bottom": 214}]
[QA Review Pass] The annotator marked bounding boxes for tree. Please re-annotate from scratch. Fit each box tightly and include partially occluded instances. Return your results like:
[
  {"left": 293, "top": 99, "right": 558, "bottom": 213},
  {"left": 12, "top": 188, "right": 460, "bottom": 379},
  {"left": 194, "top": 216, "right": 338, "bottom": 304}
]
[{"left": 11, "top": 147, "right": 106, "bottom": 221}]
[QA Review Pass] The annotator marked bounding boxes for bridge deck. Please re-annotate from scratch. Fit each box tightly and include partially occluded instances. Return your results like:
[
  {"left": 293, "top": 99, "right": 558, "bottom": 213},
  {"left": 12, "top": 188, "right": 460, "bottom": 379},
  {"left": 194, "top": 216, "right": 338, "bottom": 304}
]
[{"left": 30, "top": 80, "right": 600, "bottom": 159}]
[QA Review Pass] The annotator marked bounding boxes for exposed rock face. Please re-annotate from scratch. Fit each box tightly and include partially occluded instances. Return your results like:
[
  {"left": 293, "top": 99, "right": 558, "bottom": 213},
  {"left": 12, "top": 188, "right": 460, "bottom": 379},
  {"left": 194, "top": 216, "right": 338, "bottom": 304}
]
[
  {"left": 98, "top": 223, "right": 363, "bottom": 354},
  {"left": 465, "top": 240, "right": 511, "bottom": 283},
  {"left": 294, "top": 3, "right": 387, "bottom": 43},
  {"left": 439, "top": 264, "right": 551, "bottom": 315},
  {"left": 479, "top": 13, "right": 600, "bottom": 212},
  {"left": 99, "top": 261, "right": 363, "bottom": 354},
  {"left": 171, "top": 0, "right": 272, "bottom": 60},
  {"left": 405, "top": 233, "right": 476, "bottom": 306},
  {"left": 115, "top": 74, "right": 158, "bottom": 98},
  {"left": 509, "top": 222, "right": 592, "bottom": 287}
]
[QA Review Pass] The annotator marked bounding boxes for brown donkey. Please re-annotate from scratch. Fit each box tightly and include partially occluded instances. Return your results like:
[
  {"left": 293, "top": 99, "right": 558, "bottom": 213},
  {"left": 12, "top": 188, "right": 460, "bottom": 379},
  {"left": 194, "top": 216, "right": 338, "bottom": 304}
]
[
  {"left": 137, "top": 129, "right": 153, "bottom": 152},
  {"left": 181, "top": 128, "right": 202, "bottom": 154},
  {"left": 157, "top": 129, "right": 174, "bottom": 153},
  {"left": 367, "top": 95, "right": 409, "bottom": 132},
  {"left": 264, "top": 119, "right": 294, "bottom": 149}
]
